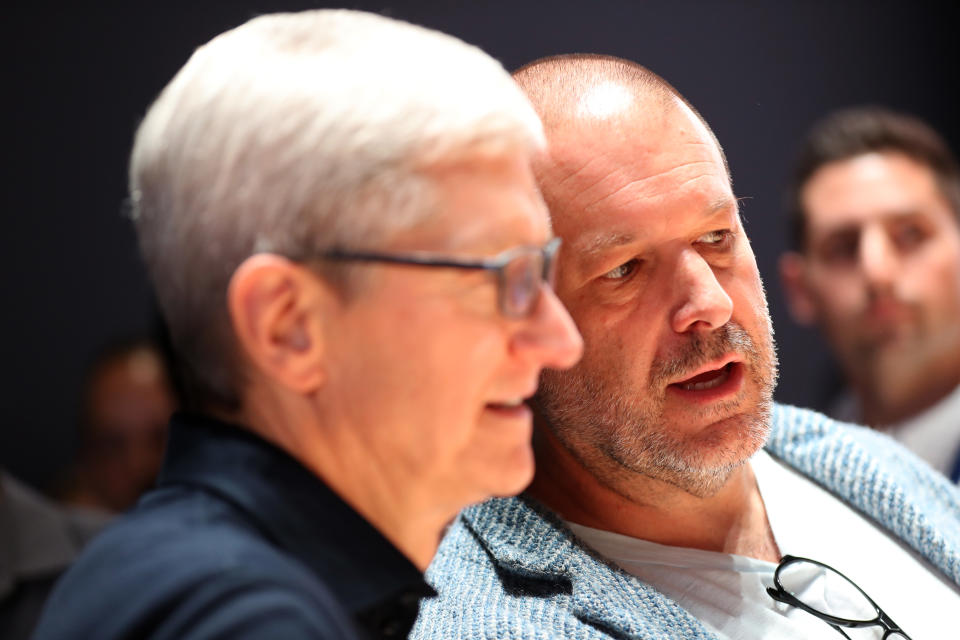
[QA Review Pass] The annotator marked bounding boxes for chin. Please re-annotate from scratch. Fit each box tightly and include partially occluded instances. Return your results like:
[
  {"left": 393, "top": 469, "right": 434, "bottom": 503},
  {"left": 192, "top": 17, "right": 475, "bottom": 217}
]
[
  {"left": 640, "top": 406, "right": 771, "bottom": 497},
  {"left": 484, "top": 444, "right": 537, "bottom": 499},
  {"left": 443, "top": 445, "right": 535, "bottom": 510}
]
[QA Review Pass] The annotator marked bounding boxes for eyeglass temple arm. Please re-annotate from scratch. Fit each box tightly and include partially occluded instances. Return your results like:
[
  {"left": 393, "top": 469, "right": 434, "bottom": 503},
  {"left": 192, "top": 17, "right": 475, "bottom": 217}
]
[{"left": 322, "top": 251, "right": 501, "bottom": 271}]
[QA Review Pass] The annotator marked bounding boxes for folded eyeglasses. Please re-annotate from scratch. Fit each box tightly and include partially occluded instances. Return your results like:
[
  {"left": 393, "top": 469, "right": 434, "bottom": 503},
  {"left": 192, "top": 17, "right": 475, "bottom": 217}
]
[{"left": 767, "top": 555, "right": 910, "bottom": 639}]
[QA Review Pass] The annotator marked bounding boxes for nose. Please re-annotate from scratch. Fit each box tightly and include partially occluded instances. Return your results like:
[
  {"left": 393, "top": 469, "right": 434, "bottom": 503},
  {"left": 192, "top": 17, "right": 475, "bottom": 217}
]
[
  {"left": 670, "top": 249, "right": 733, "bottom": 333},
  {"left": 859, "top": 225, "right": 897, "bottom": 293},
  {"left": 511, "top": 285, "right": 583, "bottom": 370}
]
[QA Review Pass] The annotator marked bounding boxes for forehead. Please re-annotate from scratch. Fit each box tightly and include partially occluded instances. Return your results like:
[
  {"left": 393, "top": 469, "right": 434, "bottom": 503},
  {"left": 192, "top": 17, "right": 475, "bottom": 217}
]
[
  {"left": 802, "top": 152, "right": 952, "bottom": 231},
  {"left": 398, "top": 152, "right": 551, "bottom": 253},
  {"left": 540, "top": 101, "right": 733, "bottom": 245}
]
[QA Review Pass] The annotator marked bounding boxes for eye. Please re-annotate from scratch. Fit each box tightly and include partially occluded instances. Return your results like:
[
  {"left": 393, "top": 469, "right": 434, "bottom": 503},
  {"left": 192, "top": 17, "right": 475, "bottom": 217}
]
[
  {"left": 602, "top": 259, "right": 640, "bottom": 280},
  {"left": 891, "top": 220, "right": 929, "bottom": 251},
  {"left": 818, "top": 229, "right": 859, "bottom": 265},
  {"left": 696, "top": 229, "right": 735, "bottom": 249}
]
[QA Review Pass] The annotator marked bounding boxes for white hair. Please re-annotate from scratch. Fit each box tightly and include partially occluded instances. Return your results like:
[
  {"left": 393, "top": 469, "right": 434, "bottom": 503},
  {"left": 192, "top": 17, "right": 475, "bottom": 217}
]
[{"left": 129, "top": 9, "right": 544, "bottom": 410}]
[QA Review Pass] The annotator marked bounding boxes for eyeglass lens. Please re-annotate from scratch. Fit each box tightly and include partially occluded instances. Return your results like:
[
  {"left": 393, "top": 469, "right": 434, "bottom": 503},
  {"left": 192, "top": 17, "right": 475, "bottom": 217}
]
[
  {"left": 778, "top": 561, "right": 877, "bottom": 622},
  {"left": 502, "top": 251, "right": 543, "bottom": 317}
]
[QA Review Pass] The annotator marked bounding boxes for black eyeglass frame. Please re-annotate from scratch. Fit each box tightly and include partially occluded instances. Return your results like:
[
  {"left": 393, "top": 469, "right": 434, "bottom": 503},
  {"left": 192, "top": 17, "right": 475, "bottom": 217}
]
[
  {"left": 314, "top": 237, "right": 561, "bottom": 318},
  {"left": 766, "top": 554, "right": 911, "bottom": 640}
]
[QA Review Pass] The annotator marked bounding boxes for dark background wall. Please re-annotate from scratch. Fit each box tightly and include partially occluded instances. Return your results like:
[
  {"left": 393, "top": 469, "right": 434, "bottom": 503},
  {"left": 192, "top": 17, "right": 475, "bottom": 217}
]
[{"left": 3, "top": 1, "right": 958, "bottom": 491}]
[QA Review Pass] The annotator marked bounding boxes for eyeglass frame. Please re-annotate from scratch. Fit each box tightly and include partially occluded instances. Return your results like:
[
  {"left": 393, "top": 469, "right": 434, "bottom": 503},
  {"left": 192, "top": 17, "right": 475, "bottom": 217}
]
[
  {"left": 766, "top": 554, "right": 911, "bottom": 640},
  {"left": 309, "top": 237, "right": 562, "bottom": 318}
]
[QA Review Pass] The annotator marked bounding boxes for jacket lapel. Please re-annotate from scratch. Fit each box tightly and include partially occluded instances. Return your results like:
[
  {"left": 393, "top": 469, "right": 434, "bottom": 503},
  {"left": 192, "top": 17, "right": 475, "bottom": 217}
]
[{"left": 461, "top": 496, "right": 717, "bottom": 639}]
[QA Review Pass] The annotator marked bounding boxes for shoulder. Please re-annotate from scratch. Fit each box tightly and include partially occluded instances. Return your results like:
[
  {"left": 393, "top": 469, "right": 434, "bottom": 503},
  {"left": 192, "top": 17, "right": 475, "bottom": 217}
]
[
  {"left": 33, "top": 486, "right": 359, "bottom": 640},
  {"left": 415, "top": 497, "right": 692, "bottom": 640},
  {"left": 418, "top": 499, "right": 517, "bottom": 607},
  {"left": 767, "top": 403, "right": 960, "bottom": 584},
  {"left": 768, "top": 403, "right": 957, "bottom": 495},
  {"left": 149, "top": 560, "right": 359, "bottom": 640},
  {"left": 414, "top": 498, "right": 565, "bottom": 640},
  {"left": 0, "top": 472, "right": 111, "bottom": 556},
  {"left": 60, "top": 504, "right": 113, "bottom": 546}
]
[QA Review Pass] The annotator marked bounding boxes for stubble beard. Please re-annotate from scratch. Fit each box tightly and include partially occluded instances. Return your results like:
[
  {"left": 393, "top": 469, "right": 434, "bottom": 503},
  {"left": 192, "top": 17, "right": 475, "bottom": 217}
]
[{"left": 534, "top": 317, "right": 778, "bottom": 499}]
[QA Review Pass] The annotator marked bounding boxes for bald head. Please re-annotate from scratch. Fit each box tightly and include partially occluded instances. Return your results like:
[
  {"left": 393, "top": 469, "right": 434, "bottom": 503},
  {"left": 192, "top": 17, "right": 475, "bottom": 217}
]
[
  {"left": 516, "top": 56, "right": 775, "bottom": 502},
  {"left": 512, "top": 54, "right": 726, "bottom": 170}
]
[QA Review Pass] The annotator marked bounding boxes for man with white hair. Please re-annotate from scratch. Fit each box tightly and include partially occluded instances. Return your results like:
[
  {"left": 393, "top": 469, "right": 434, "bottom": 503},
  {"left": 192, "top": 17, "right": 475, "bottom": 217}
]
[{"left": 33, "top": 11, "right": 581, "bottom": 640}]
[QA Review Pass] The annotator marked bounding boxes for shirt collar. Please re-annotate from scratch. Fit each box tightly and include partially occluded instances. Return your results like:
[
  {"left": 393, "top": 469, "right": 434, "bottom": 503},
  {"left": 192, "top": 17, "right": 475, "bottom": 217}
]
[
  {"left": 891, "top": 383, "right": 960, "bottom": 477},
  {"left": 157, "top": 413, "right": 434, "bottom": 620}
]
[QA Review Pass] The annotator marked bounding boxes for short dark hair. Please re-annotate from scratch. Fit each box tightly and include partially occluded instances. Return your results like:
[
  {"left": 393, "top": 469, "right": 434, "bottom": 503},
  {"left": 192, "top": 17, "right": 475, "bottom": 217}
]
[
  {"left": 78, "top": 333, "right": 177, "bottom": 444},
  {"left": 786, "top": 107, "right": 960, "bottom": 251}
]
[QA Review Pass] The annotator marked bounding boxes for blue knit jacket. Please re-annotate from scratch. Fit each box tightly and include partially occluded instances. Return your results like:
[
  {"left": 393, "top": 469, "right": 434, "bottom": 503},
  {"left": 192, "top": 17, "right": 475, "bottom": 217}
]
[{"left": 412, "top": 404, "right": 960, "bottom": 639}]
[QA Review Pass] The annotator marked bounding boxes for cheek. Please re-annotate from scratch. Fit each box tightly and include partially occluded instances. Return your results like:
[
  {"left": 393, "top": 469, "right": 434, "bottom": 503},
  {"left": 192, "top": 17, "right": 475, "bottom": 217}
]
[
  {"left": 723, "top": 266, "right": 768, "bottom": 323},
  {"left": 415, "top": 323, "right": 510, "bottom": 427},
  {"left": 808, "top": 268, "right": 863, "bottom": 316},
  {"left": 573, "top": 306, "right": 656, "bottom": 386},
  {"left": 904, "top": 243, "right": 960, "bottom": 306}
]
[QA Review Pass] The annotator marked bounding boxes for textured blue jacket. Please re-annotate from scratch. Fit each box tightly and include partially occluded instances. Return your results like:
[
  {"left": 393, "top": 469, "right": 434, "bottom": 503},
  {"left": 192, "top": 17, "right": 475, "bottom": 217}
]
[{"left": 413, "top": 404, "right": 960, "bottom": 639}]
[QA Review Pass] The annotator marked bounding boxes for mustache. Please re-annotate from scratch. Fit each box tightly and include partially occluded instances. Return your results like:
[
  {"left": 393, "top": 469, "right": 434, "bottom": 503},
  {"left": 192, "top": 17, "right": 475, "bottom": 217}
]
[{"left": 649, "top": 322, "right": 757, "bottom": 388}]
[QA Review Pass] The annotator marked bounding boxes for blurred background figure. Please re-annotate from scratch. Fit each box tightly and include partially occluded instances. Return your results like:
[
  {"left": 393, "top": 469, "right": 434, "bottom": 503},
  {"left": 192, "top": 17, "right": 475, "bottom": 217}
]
[
  {"left": 1, "top": 471, "right": 108, "bottom": 639},
  {"left": 780, "top": 107, "right": 960, "bottom": 480},
  {"left": 57, "top": 338, "right": 177, "bottom": 512}
]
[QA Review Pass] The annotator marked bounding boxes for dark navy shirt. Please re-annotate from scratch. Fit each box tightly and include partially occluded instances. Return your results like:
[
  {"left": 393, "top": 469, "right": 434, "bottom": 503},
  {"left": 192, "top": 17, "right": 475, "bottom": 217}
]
[{"left": 32, "top": 413, "right": 434, "bottom": 640}]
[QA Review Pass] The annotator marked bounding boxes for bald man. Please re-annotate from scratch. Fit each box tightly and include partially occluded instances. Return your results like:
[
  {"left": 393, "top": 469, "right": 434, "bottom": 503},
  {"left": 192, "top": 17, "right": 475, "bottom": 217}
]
[{"left": 412, "top": 55, "right": 960, "bottom": 640}]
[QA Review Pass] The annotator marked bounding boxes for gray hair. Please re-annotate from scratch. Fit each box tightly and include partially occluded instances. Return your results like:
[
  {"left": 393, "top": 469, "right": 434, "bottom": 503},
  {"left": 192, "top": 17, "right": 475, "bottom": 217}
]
[{"left": 129, "top": 9, "right": 544, "bottom": 411}]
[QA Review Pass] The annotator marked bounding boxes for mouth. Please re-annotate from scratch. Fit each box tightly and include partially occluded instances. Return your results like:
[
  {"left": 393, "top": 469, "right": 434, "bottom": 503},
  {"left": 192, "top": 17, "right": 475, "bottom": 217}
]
[
  {"left": 487, "top": 397, "right": 523, "bottom": 409},
  {"left": 666, "top": 359, "right": 744, "bottom": 403},
  {"left": 866, "top": 300, "right": 908, "bottom": 321},
  {"left": 862, "top": 298, "right": 914, "bottom": 336},
  {"left": 485, "top": 394, "right": 535, "bottom": 419}
]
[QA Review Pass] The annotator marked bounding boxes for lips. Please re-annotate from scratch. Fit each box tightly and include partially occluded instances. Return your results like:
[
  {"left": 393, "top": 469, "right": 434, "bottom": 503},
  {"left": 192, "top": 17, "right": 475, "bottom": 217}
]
[
  {"left": 484, "top": 401, "right": 533, "bottom": 422},
  {"left": 487, "top": 398, "right": 524, "bottom": 410},
  {"left": 484, "top": 385, "right": 536, "bottom": 419},
  {"left": 666, "top": 359, "right": 744, "bottom": 403},
  {"left": 486, "top": 378, "right": 540, "bottom": 413},
  {"left": 675, "top": 363, "right": 733, "bottom": 391}
]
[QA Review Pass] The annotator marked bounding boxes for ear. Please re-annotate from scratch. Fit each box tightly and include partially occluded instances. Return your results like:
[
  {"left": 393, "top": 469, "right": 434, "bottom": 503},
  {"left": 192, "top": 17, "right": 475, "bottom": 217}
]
[
  {"left": 778, "top": 251, "right": 818, "bottom": 327},
  {"left": 227, "top": 254, "right": 331, "bottom": 394}
]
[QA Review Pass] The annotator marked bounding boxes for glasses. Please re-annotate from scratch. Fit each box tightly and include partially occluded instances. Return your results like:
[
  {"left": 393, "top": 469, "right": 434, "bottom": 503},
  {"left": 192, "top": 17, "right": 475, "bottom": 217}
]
[
  {"left": 766, "top": 555, "right": 910, "bottom": 639},
  {"left": 315, "top": 237, "right": 561, "bottom": 318}
]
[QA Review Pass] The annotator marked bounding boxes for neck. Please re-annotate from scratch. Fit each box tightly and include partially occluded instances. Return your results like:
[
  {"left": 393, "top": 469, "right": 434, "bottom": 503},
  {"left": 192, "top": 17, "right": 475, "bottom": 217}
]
[
  {"left": 526, "top": 423, "right": 780, "bottom": 562},
  {"left": 854, "top": 346, "right": 960, "bottom": 428},
  {"left": 237, "top": 387, "right": 446, "bottom": 572}
]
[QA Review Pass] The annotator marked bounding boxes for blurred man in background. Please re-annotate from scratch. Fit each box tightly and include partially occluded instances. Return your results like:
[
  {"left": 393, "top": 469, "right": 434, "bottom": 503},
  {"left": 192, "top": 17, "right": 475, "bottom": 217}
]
[
  {"left": 780, "top": 108, "right": 960, "bottom": 480},
  {"left": 33, "top": 10, "right": 581, "bottom": 640},
  {"left": 58, "top": 338, "right": 176, "bottom": 512}
]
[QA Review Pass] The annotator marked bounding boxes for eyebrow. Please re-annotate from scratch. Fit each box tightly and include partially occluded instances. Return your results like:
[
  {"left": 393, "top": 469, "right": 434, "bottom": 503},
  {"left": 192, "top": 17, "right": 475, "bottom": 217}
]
[
  {"left": 578, "top": 231, "right": 638, "bottom": 259},
  {"left": 709, "top": 195, "right": 739, "bottom": 217},
  {"left": 577, "top": 196, "right": 739, "bottom": 259}
]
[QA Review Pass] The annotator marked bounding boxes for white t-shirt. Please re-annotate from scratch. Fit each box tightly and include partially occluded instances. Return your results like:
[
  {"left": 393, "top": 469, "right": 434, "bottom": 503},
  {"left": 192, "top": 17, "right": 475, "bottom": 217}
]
[{"left": 568, "top": 450, "right": 960, "bottom": 639}]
